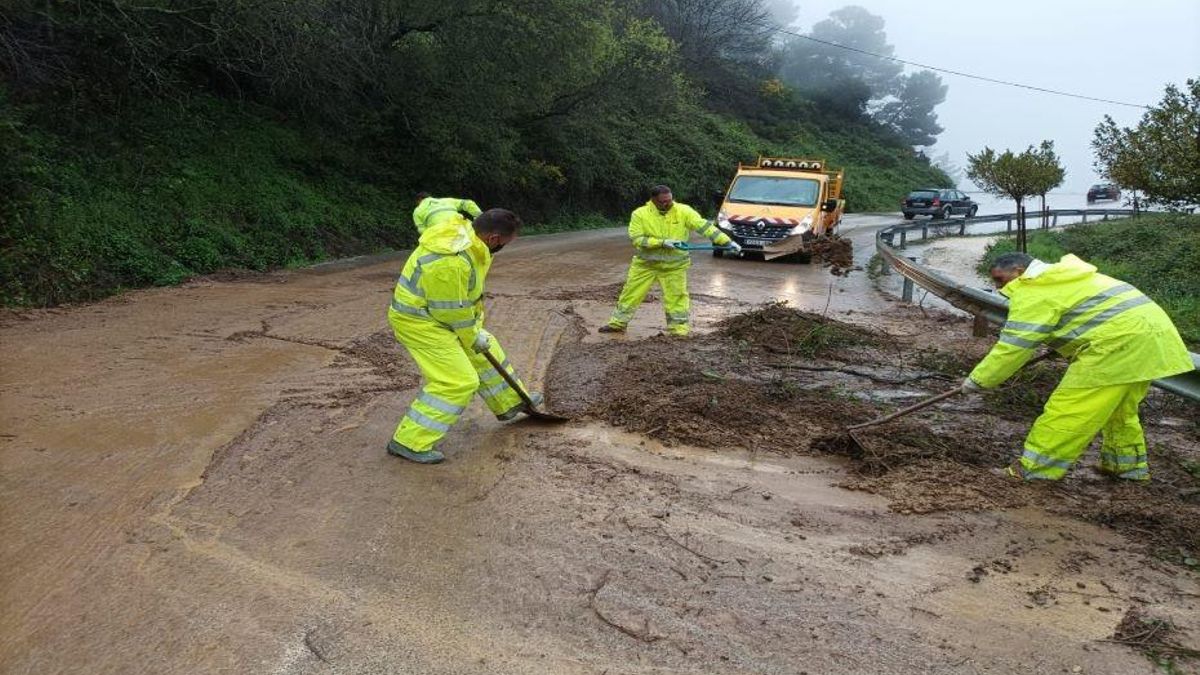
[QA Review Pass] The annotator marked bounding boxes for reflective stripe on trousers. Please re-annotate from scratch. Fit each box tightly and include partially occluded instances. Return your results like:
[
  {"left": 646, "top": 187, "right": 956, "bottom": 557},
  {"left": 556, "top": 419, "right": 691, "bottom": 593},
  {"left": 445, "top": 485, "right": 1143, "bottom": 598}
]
[
  {"left": 607, "top": 258, "right": 691, "bottom": 335},
  {"left": 1016, "top": 380, "right": 1152, "bottom": 481},
  {"left": 389, "top": 320, "right": 524, "bottom": 451}
]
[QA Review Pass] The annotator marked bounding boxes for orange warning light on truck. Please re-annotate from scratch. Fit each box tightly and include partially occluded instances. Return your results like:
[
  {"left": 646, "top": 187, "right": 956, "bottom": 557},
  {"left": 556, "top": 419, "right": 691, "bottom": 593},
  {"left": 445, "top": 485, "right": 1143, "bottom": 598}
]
[{"left": 714, "top": 157, "right": 845, "bottom": 259}]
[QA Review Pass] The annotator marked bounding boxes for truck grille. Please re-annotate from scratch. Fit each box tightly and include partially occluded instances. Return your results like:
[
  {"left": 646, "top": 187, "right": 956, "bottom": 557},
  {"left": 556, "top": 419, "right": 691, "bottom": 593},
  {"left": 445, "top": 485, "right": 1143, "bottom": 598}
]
[{"left": 726, "top": 219, "right": 793, "bottom": 239}]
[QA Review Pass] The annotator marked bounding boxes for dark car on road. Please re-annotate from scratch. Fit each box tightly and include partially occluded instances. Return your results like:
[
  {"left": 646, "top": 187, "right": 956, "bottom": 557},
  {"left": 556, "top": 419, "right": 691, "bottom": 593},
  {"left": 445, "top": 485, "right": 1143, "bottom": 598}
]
[
  {"left": 902, "top": 188, "right": 978, "bottom": 220},
  {"left": 1087, "top": 183, "right": 1121, "bottom": 203}
]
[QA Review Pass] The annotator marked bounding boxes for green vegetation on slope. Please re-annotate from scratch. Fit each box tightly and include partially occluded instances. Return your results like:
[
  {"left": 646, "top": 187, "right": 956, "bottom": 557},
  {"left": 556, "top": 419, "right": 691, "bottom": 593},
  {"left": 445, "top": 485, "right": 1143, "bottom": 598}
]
[
  {"left": 1, "top": 91, "right": 945, "bottom": 306},
  {"left": 978, "top": 214, "right": 1200, "bottom": 347},
  {"left": 1, "top": 1, "right": 948, "bottom": 306},
  {"left": 1, "top": 97, "right": 408, "bottom": 305}
]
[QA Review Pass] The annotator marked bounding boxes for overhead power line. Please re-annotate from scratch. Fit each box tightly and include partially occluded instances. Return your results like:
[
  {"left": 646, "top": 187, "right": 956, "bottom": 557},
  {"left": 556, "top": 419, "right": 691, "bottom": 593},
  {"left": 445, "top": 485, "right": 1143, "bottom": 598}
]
[{"left": 771, "top": 26, "right": 1151, "bottom": 110}]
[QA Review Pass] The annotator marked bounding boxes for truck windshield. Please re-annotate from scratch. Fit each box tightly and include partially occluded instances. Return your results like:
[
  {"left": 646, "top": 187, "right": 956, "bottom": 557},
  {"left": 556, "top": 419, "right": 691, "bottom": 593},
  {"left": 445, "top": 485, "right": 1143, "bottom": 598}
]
[{"left": 728, "top": 176, "right": 820, "bottom": 207}]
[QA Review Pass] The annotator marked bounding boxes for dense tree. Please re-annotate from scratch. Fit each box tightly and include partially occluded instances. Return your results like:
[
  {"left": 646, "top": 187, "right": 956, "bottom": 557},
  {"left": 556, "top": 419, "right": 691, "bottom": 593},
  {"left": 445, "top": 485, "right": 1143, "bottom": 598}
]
[
  {"left": 777, "top": 5, "right": 904, "bottom": 117},
  {"left": 1, "top": 0, "right": 951, "bottom": 304},
  {"left": 967, "top": 141, "right": 1065, "bottom": 252},
  {"left": 1093, "top": 79, "right": 1200, "bottom": 209},
  {"left": 875, "top": 70, "right": 946, "bottom": 147}
]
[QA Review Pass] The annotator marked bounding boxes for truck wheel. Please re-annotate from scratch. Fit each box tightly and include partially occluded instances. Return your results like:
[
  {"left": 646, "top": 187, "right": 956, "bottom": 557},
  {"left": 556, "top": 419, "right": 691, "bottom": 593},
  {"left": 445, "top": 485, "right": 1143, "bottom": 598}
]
[
  {"left": 903, "top": 212, "right": 915, "bottom": 220},
  {"left": 967, "top": 206, "right": 978, "bottom": 218},
  {"left": 713, "top": 249, "right": 724, "bottom": 258}
]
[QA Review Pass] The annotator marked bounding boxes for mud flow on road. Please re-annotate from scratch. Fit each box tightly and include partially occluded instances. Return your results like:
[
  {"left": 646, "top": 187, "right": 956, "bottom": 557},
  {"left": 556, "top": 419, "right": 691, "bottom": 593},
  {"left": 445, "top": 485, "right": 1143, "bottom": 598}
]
[
  {"left": 4, "top": 222, "right": 1198, "bottom": 674},
  {"left": 547, "top": 303, "right": 1200, "bottom": 563}
]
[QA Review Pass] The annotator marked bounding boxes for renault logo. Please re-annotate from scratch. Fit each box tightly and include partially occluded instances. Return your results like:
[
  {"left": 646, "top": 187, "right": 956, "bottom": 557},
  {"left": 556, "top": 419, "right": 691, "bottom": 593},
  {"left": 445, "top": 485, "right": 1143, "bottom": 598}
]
[{"left": 755, "top": 220, "right": 766, "bottom": 232}]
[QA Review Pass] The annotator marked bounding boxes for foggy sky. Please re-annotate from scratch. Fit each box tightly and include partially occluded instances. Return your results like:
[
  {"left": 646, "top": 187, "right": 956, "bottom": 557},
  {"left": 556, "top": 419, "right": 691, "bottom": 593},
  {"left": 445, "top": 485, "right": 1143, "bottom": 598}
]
[{"left": 777, "top": 0, "right": 1200, "bottom": 193}]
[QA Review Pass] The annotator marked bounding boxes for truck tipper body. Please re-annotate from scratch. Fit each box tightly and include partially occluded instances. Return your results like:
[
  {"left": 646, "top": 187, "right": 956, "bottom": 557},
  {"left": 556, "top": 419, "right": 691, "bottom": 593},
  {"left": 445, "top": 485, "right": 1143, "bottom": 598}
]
[{"left": 715, "top": 157, "right": 845, "bottom": 260}]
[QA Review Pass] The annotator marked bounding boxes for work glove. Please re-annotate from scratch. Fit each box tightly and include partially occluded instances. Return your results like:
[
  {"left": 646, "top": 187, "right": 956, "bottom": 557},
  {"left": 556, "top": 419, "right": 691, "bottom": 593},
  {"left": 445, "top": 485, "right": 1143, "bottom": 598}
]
[
  {"left": 961, "top": 377, "right": 982, "bottom": 393},
  {"left": 725, "top": 240, "right": 743, "bottom": 253},
  {"left": 662, "top": 239, "right": 685, "bottom": 250},
  {"left": 472, "top": 329, "right": 493, "bottom": 353}
]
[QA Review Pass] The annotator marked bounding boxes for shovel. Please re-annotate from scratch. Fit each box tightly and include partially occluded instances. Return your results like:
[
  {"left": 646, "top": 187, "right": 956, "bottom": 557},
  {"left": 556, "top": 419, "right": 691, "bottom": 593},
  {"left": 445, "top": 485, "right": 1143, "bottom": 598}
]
[
  {"left": 847, "top": 350, "right": 1056, "bottom": 432},
  {"left": 846, "top": 386, "right": 964, "bottom": 432},
  {"left": 480, "top": 349, "right": 570, "bottom": 422},
  {"left": 674, "top": 243, "right": 736, "bottom": 251}
]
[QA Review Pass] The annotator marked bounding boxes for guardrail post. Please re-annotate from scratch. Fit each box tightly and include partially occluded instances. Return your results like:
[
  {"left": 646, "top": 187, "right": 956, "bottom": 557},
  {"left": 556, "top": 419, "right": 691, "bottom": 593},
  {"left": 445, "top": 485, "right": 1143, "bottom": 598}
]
[
  {"left": 899, "top": 230, "right": 907, "bottom": 248},
  {"left": 921, "top": 225, "right": 928, "bottom": 241},
  {"left": 1052, "top": 213, "right": 1058, "bottom": 227},
  {"left": 1082, "top": 213, "right": 1088, "bottom": 223},
  {"left": 958, "top": 221, "right": 966, "bottom": 236},
  {"left": 972, "top": 314, "right": 989, "bottom": 337},
  {"left": 1006, "top": 218, "right": 1012, "bottom": 233},
  {"left": 902, "top": 277, "right": 914, "bottom": 303}
]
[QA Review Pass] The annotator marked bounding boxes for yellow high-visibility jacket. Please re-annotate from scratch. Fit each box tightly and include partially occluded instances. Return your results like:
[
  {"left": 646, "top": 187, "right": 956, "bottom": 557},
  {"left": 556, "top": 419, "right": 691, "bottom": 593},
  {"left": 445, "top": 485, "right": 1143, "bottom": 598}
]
[
  {"left": 628, "top": 201, "right": 731, "bottom": 268},
  {"left": 388, "top": 222, "right": 492, "bottom": 351},
  {"left": 969, "top": 254, "right": 1193, "bottom": 389},
  {"left": 412, "top": 196, "right": 482, "bottom": 234}
]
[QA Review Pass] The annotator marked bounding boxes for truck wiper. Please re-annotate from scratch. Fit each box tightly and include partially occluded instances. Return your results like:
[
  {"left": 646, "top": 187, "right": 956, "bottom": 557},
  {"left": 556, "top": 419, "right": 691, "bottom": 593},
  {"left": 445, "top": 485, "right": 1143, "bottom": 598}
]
[{"left": 728, "top": 199, "right": 814, "bottom": 207}]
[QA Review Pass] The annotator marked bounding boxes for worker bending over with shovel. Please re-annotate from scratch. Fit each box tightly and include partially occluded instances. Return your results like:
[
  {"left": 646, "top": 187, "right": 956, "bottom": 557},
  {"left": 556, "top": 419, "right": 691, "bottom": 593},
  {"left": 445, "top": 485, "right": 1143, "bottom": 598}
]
[
  {"left": 600, "top": 185, "right": 741, "bottom": 337},
  {"left": 386, "top": 209, "right": 541, "bottom": 464},
  {"left": 412, "top": 191, "right": 483, "bottom": 234},
  {"left": 964, "top": 252, "right": 1192, "bottom": 481}
]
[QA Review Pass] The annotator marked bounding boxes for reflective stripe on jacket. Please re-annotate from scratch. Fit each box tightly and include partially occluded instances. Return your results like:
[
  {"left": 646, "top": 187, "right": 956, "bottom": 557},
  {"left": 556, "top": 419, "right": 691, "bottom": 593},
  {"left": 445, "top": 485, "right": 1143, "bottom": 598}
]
[
  {"left": 388, "top": 222, "right": 492, "bottom": 350},
  {"left": 969, "top": 254, "right": 1193, "bottom": 389},
  {"left": 628, "top": 200, "right": 731, "bottom": 268},
  {"left": 412, "top": 196, "right": 482, "bottom": 234}
]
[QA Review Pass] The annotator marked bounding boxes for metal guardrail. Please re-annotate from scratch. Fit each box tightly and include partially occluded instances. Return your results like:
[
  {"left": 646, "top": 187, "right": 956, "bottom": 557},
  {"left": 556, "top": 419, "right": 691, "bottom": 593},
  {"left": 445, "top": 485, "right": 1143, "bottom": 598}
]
[{"left": 874, "top": 209, "right": 1200, "bottom": 402}]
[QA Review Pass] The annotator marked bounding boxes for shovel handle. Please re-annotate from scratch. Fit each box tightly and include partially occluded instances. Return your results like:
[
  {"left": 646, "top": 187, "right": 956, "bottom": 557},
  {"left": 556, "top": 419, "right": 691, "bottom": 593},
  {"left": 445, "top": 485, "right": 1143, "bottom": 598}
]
[
  {"left": 676, "top": 243, "right": 734, "bottom": 251},
  {"left": 846, "top": 387, "right": 963, "bottom": 431},
  {"left": 846, "top": 351, "right": 1057, "bottom": 432},
  {"left": 480, "top": 347, "right": 538, "bottom": 409}
]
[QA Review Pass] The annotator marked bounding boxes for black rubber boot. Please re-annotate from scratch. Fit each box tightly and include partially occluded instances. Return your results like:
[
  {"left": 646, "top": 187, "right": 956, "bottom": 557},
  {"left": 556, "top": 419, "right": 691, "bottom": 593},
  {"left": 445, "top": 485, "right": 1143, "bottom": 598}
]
[
  {"left": 387, "top": 440, "right": 445, "bottom": 464},
  {"left": 598, "top": 325, "right": 625, "bottom": 333}
]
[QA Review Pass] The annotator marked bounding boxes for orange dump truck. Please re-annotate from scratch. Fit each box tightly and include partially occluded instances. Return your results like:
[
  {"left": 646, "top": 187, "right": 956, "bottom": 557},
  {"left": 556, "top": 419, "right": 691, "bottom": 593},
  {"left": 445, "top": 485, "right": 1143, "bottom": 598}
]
[{"left": 715, "top": 157, "right": 845, "bottom": 260}]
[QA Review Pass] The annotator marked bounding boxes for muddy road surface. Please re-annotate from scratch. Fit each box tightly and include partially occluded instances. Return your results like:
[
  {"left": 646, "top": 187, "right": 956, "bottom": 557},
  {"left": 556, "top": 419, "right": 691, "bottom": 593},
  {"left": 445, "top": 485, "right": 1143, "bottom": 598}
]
[{"left": 2, "top": 216, "right": 1197, "bottom": 674}]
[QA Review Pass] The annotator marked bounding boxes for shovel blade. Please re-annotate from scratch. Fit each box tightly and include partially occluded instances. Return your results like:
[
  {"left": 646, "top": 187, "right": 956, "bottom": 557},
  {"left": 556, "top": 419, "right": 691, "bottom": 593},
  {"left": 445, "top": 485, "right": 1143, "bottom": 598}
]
[{"left": 523, "top": 408, "right": 571, "bottom": 423}]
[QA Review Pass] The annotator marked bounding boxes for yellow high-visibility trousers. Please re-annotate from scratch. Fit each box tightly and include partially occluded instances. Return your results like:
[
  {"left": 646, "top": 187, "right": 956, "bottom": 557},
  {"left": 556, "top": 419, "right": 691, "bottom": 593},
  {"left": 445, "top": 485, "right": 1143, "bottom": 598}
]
[
  {"left": 1017, "top": 380, "right": 1152, "bottom": 480},
  {"left": 389, "top": 317, "right": 525, "bottom": 452},
  {"left": 607, "top": 259, "right": 691, "bottom": 336}
]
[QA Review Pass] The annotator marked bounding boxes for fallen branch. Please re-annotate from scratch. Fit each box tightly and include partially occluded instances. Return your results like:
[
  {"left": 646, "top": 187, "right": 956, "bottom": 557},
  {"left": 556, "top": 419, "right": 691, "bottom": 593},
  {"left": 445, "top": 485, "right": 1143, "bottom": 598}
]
[
  {"left": 1097, "top": 638, "right": 1200, "bottom": 658},
  {"left": 303, "top": 628, "right": 329, "bottom": 663},
  {"left": 764, "top": 361, "right": 949, "bottom": 385},
  {"left": 586, "top": 570, "right": 663, "bottom": 643},
  {"left": 659, "top": 529, "right": 728, "bottom": 564}
]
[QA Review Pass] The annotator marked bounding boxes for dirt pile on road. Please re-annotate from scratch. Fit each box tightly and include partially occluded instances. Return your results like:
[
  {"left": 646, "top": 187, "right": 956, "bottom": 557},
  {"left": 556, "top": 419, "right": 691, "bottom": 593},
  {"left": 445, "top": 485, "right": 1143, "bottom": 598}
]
[
  {"left": 716, "top": 301, "right": 877, "bottom": 356},
  {"left": 566, "top": 337, "right": 872, "bottom": 452},
  {"left": 807, "top": 235, "right": 856, "bottom": 276},
  {"left": 545, "top": 303, "right": 1200, "bottom": 563}
]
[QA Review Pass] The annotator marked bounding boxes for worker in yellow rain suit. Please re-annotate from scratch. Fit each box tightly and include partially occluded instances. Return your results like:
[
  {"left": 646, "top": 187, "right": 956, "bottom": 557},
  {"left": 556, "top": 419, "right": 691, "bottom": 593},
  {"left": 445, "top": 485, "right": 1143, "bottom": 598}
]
[
  {"left": 412, "top": 192, "right": 482, "bottom": 234},
  {"left": 386, "top": 209, "right": 540, "bottom": 464},
  {"left": 599, "top": 185, "right": 741, "bottom": 336},
  {"left": 964, "top": 252, "right": 1193, "bottom": 481}
]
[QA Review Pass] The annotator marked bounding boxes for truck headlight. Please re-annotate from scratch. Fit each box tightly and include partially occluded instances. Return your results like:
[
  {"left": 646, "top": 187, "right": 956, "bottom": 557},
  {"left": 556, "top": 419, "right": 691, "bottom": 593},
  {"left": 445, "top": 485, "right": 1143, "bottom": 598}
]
[{"left": 789, "top": 216, "right": 813, "bottom": 236}]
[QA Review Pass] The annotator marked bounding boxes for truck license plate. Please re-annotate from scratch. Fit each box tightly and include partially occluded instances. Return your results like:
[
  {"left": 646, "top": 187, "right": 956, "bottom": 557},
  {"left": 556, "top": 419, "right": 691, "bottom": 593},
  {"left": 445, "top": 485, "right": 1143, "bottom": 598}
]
[{"left": 743, "top": 238, "right": 771, "bottom": 247}]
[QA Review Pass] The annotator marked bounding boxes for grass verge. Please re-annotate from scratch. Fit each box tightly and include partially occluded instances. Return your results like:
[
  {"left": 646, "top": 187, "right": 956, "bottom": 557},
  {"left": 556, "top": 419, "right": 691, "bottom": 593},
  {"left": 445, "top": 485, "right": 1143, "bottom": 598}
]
[{"left": 977, "top": 214, "right": 1200, "bottom": 348}]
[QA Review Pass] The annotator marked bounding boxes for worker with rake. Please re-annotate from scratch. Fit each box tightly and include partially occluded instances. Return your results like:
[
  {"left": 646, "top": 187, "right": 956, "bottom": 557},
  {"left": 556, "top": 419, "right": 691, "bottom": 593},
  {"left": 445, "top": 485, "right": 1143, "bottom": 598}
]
[
  {"left": 964, "top": 252, "right": 1192, "bottom": 481},
  {"left": 386, "top": 209, "right": 541, "bottom": 464},
  {"left": 600, "top": 185, "right": 741, "bottom": 337}
]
